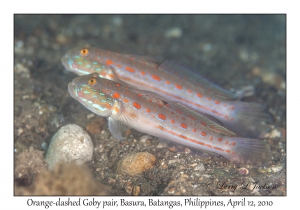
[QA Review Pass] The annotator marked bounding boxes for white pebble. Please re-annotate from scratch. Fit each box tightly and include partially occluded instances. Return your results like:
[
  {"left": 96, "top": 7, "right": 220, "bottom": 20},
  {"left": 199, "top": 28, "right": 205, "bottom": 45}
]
[
  {"left": 45, "top": 124, "right": 93, "bottom": 170},
  {"left": 164, "top": 27, "right": 182, "bottom": 38},
  {"left": 271, "top": 165, "right": 283, "bottom": 173}
]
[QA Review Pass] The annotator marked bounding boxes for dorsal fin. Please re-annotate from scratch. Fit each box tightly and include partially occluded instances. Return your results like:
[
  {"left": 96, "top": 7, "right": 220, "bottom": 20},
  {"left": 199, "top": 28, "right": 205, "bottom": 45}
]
[
  {"left": 123, "top": 54, "right": 163, "bottom": 68},
  {"left": 158, "top": 60, "right": 238, "bottom": 100},
  {"left": 167, "top": 102, "right": 237, "bottom": 137}
]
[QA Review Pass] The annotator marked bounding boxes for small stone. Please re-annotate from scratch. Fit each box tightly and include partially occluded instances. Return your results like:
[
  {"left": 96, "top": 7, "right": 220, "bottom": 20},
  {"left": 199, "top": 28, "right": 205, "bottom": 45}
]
[
  {"left": 86, "top": 113, "right": 95, "bottom": 119},
  {"left": 169, "top": 147, "right": 177, "bottom": 152},
  {"left": 202, "top": 43, "right": 212, "bottom": 52},
  {"left": 194, "top": 163, "right": 205, "bottom": 172},
  {"left": 157, "top": 142, "right": 168, "bottom": 148},
  {"left": 117, "top": 152, "right": 156, "bottom": 176},
  {"left": 238, "top": 167, "right": 249, "bottom": 176},
  {"left": 14, "top": 63, "right": 30, "bottom": 78},
  {"left": 132, "top": 185, "right": 141, "bottom": 196},
  {"left": 86, "top": 117, "right": 106, "bottom": 135},
  {"left": 184, "top": 148, "right": 191, "bottom": 154},
  {"left": 271, "top": 165, "right": 283, "bottom": 173},
  {"left": 46, "top": 124, "right": 93, "bottom": 170},
  {"left": 164, "top": 27, "right": 182, "bottom": 38},
  {"left": 264, "top": 129, "right": 281, "bottom": 139},
  {"left": 160, "top": 161, "right": 168, "bottom": 169}
]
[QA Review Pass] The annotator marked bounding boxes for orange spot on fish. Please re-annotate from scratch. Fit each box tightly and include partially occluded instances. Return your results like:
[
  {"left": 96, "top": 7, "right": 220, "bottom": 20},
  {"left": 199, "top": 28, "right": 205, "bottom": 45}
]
[
  {"left": 207, "top": 97, "right": 211, "bottom": 101},
  {"left": 180, "top": 123, "right": 188, "bottom": 129},
  {"left": 140, "top": 71, "right": 146, "bottom": 76},
  {"left": 210, "top": 136, "right": 213, "bottom": 141},
  {"left": 112, "top": 92, "right": 121, "bottom": 99},
  {"left": 116, "top": 64, "right": 122, "bottom": 68},
  {"left": 132, "top": 102, "right": 141, "bottom": 109},
  {"left": 165, "top": 80, "right": 171, "bottom": 85},
  {"left": 108, "top": 74, "right": 115, "bottom": 78},
  {"left": 197, "top": 93, "right": 203, "bottom": 98},
  {"left": 176, "top": 109, "right": 182, "bottom": 114},
  {"left": 225, "top": 141, "right": 228, "bottom": 145},
  {"left": 187, "top": 89, "right": 192, "bottom": 93},
  {"left": 230, "top": 106, "right": 235, "bottom": 110},
  {"left": 175, "top": 84, "right": 183, "bottom": 90},
  {"left": 158, "top": 113, "right": 167, "bottom": 121},
  {"left": 225, "top": 150, "right": 231, "bottom": 153},
  {"left": 193, "top": 128, "right": 197, "bottom": 132},
  {"left": 137, "top": 93, "right": 143, "bottom": 97},
  {"left": 200, "top": 122, "right": 207, "bottom": 127},
  {"left": 218, "top": 138, "right": 223, "bottom": 142},
  {"left": 122, "top": 98, "right": 129, "bottom": 103},
  {"left": 225, "top": 115, "right": 229, "bottom": 120},
  {"left": 231, "top": 142, "right": 236, "bottom": 146},
  {"left": 201, "top": 132, "right": 207, "bottom": 136},
  {"left": 125, "top": 66, "right": 135, "bottom": 73},
  {"left": 152, "top": 74, "right": 161, "bottom": 81},
  {"left": 116, "top": 83, "right": 120, "bottom": 87},
  {"left": 146, "top": 108, "right": 151, "bottom": 113},
  {"left": 170, "top": 119, "right": 175, "bottom": 124},
  {"left": 188, "top": 115, "right": 196, "bottom": 121},
  {"left": 213, "top": 147, "right": 224, "bottom": 152},
  {"left": 215, "top": 100, "right": 220, "bottom": 105},
  {"left": 106, "top": 59, "right": 113, "bottom": 66},
  {"left": 113, "top": 106, "right": 119, "bottom": 113},
  {"left": 179, "top": 134, "right": 187, "bottom": 139},
  {"left": 100, "top": 72, "right": 107, "bottom": 77}
]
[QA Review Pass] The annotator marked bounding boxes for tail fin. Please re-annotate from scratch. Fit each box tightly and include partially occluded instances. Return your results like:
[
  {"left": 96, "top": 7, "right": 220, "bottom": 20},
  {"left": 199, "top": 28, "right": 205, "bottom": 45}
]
[
  {"left": 224, "top": 137, "right": 272, "bottom": 166},
  {"left": 225, "top": 101, "right": 271, "bottom": 138}
]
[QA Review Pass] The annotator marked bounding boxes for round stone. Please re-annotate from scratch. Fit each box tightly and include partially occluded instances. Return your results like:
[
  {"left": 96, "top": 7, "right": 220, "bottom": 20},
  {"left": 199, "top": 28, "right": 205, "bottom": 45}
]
[{"left": 46, "top": 124, "right": 93, "bottom": 170}]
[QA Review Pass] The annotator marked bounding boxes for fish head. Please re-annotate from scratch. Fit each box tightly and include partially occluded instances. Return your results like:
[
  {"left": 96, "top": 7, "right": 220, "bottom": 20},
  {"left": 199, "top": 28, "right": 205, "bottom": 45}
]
[
  {"left": 62, "top": 47, "right": 113, "bottom": 78},
  {"left": 68, "top": 73, "right": 114, "bottom": 117}
]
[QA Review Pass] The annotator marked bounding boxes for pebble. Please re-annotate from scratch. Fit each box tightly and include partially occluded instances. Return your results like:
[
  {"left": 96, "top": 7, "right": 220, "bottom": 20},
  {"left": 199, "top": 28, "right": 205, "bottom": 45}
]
[
  {"left": 132, "top": 185, "right": 141, "bottom": 196},
  {"left": 86, "top": 117, "right": 106, "bottom": 135},
  {"left": 193, "top": 163, "right": 205, "bottom": 172},
  {"left": 238, "top": 167, "right": 249, "bottom": 176},
  {"left": 45, "top": 124, "right": 94, "bottom": 170},
  {"left": 252, "top": 67, "right": 285, "bottom": 90},
  {"left": 264, "top": 129, "right": 281, "bottom": 139},
  {"left": 164, "top": 27, "right": 182, "bottom": 38},
  {"left": 117, "top": 152, "right": 156, "bottom": 176},
  {"left": 271, "top": 165, "right": 283, "bottom": 173},
  {"left": 14, "top": 63, "right": 30, "bottom": 78}
]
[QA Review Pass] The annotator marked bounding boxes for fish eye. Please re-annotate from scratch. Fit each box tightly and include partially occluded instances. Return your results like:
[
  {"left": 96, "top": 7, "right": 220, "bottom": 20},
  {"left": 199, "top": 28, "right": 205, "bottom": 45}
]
[
  {"left": 88, "top": 77, "right": 97, "bottom": 85},
  {"left": 80, "top": 48, "right": 89, "bottom": 56}
]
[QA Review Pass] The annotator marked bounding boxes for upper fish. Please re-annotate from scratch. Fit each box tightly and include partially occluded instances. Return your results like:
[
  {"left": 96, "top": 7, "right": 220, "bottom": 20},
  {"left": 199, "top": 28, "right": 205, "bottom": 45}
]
[{"left": 62, "top": 47, "right": 271, "bottom": 138}]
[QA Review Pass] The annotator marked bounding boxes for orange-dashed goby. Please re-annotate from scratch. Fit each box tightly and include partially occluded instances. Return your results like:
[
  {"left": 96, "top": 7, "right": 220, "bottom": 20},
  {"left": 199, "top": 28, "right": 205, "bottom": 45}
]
[
  {"left": 68, "top": 73, "right": 271, "bottom": 165},
  {"left": 62, "top": 47, "right": 271, "bottom": 138}
]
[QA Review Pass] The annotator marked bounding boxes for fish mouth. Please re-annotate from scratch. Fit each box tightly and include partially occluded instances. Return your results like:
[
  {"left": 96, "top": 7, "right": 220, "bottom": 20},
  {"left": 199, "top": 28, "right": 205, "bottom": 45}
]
[
  {"left": 68, "top": 81, "right": 78, "bottom": 99},
  {"left": 61, "top": 54, "right": 74, "bottom": 71}
]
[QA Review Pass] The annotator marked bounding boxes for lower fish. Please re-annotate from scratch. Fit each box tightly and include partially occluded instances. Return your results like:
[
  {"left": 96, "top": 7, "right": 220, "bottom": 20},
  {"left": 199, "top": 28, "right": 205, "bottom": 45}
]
[{"left": 68, "top": 73, "right": 271, "bottom": 166}]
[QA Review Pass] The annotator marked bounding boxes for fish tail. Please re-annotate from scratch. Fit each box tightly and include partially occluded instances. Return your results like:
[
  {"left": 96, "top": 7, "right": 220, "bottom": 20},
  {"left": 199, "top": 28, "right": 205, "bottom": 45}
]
[
  {"left": 224, "top": 137, "right": 272, "bottom": 166},
  {"left": 225, "top": 101, "right": 271, "bottom": 138}
]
